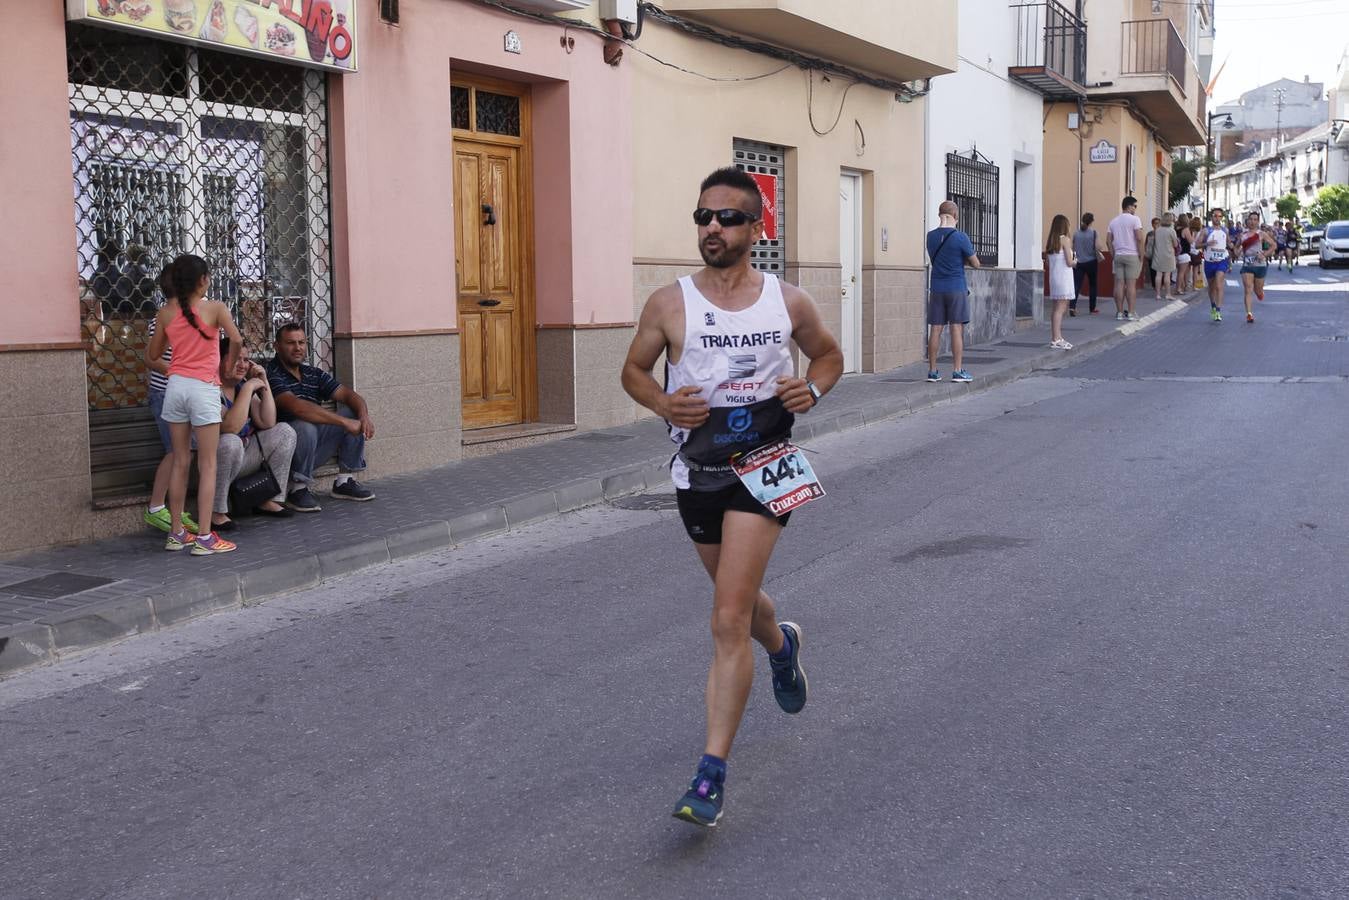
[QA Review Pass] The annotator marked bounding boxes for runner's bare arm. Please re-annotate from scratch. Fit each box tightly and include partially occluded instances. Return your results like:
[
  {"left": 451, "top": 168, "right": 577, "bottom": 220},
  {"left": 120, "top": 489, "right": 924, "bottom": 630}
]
[
  {"left": 778, "top": 284, "right": 844, "bottom": 414},
  {"left": 621, "top": 284, "right": 709, "bottom": 429}
]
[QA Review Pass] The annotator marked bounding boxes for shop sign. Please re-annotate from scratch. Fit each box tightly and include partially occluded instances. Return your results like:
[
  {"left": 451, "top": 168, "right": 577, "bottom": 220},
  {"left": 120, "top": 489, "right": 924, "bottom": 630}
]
[
  {"left": 67, "top": 0, "right": 359, "bottom": 73},
  {"left": 1089, "top": 140, "right": 1117, "bottom": 163},
  {"left": 749, "top": 172, "right": 778, "bottom": 240}
]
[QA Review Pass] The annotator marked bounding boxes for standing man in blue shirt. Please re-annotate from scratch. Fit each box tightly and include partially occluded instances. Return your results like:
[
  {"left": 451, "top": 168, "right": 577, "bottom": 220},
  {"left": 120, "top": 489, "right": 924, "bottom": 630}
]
[
  {"left": 266, "top": 323, "right": 376, "bottom": 511},
  {"left": 926, "top": 200, "right": 982, "bottom": 382}
]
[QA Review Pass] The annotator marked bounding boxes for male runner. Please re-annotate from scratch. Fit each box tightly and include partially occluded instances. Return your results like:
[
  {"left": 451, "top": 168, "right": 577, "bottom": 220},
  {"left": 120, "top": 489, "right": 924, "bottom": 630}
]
[
  {"left": 620, "top": 167, "right": 844, "bottom": 827},
  {"left": 1285, "top": 219, "right": 1301, "bottom": 270},
  {"left": 1200, "top": 207, "right": 1231, "bottom": 322}
]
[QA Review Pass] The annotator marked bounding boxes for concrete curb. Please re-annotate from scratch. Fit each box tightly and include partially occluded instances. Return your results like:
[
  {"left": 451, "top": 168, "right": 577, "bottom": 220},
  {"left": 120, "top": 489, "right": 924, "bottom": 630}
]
[{"left": 0, "top": 305, "right": 1184, "bottom": 677}]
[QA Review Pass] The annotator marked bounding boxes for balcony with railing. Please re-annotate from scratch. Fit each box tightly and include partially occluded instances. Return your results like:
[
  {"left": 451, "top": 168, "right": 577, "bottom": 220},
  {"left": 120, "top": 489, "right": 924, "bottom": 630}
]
[
  {"left": 1009, "top": 2, "right": 1087, "bottom": 99},
  {"left": 1092, "top": 18, "right": 1204, "bottom": 145},
  {"left": 657, "top": 0, "right": 956, "bottom": 80}
]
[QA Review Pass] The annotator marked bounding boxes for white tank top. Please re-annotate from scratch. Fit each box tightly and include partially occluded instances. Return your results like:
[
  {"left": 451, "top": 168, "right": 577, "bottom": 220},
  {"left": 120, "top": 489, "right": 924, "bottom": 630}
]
[{"left": 666, "top": 274, "right": 795, "bottom": 490}]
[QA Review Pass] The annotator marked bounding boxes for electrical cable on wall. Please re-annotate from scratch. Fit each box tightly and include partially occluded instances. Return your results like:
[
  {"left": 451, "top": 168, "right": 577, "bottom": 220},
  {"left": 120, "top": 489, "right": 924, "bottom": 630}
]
[{"left": 807, "top": 71, "right": 861, "bottom": 137}]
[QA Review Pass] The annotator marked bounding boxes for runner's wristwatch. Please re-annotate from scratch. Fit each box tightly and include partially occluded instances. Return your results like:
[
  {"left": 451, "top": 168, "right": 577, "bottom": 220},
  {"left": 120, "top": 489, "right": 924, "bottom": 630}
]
[{"left": 806, "top": 380, "right": 822, "bottom": 404}]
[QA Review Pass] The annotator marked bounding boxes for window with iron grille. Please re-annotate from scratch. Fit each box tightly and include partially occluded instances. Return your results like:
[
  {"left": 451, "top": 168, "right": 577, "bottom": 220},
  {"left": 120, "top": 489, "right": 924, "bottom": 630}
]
[
  {"left": 945, "top": 152, "right": 999, "bottom": 267},
  {"left": 67, "top": 23, "right": 333, "bottom": 497},
  {"left": 733, "top": 139, "right": 787, "bottom": 275}
]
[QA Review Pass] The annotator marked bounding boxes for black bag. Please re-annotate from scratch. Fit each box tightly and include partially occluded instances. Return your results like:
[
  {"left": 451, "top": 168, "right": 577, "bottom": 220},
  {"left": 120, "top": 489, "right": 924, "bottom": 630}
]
[{"left": 228, "top": 430, "right": 282, "bottom": 513}]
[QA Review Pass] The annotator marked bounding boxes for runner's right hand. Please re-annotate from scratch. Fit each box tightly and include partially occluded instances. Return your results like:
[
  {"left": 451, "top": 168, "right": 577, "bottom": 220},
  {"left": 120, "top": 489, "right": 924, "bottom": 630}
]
[{"left": 663, "top": 386, "right": 709, "bottom": 429}]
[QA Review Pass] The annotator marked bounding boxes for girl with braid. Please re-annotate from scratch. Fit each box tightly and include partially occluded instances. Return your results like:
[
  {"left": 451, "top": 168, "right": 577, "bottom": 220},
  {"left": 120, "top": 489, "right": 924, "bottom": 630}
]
[{"left": 147, "top": 255, "right": 243, "bottom": 555}]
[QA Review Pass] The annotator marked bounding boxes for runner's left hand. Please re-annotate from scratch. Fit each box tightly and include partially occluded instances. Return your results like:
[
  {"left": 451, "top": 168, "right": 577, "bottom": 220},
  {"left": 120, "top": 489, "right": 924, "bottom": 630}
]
[{"left": 776, "top": 376, "right": 815, "bottom": 413}]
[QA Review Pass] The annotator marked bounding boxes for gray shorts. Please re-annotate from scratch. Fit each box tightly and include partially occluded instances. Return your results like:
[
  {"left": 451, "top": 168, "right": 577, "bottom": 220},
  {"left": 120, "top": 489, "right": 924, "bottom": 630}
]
[{"left": 928, "top": 291, "right": 970, "bottom": 326}]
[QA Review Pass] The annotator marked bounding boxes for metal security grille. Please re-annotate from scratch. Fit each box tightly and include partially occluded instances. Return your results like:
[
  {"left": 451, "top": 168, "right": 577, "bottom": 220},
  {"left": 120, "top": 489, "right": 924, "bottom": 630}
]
[
  {"left": 733, "top": 139, "right": 787, "bottom": 274},
  {"left": 67, "top": 23, "right": 333, "bottom": 497},
  {"left": 946, "top": 152, "right": 999, "bottom": 267}
]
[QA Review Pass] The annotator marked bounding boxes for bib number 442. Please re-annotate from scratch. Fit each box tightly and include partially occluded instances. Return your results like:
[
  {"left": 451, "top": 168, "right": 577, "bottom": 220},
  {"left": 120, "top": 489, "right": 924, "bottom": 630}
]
[{"left": 732, "top": 440, "right": 826, "bottom": 516}]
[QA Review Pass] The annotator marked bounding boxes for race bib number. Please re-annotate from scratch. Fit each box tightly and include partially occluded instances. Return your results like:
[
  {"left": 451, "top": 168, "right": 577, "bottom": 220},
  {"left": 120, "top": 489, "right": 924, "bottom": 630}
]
[
  {"left": 1205, "top": 249, "right": 1228, "bottom": 262},
  {"left": 732, "top": 440, "right": 825, "bottom": 516}
]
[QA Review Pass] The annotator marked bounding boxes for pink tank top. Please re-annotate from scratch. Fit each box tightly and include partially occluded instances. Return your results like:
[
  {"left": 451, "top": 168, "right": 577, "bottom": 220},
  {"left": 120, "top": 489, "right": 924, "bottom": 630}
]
[{"left": 165, "top": 303, "right": 221, "bottom": 385}]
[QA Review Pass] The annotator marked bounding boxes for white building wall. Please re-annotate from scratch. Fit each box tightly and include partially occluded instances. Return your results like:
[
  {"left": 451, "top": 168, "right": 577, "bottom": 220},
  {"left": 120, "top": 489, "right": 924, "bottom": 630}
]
[{"left": 926, "top": 2, "right": 1045, "bottom": 270}]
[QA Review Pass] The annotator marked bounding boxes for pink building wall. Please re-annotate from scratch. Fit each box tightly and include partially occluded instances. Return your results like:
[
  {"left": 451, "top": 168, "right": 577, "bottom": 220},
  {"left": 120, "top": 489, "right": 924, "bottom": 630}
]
[
  {"left": 0, "top": 0, "right": 81, "bottom": 347},
  {"left": 329, "top": 3, "right": 633, "bottom": 336}
]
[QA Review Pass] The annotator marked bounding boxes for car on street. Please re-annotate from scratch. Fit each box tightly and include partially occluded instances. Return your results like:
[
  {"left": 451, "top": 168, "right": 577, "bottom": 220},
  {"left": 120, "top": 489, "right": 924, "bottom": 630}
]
[
  {"left": 1319, "top": 221, "right": 1349, "bottom": 268},
  {"left": 1303, "top": 226, "right": 1323, "bottom": 255}
]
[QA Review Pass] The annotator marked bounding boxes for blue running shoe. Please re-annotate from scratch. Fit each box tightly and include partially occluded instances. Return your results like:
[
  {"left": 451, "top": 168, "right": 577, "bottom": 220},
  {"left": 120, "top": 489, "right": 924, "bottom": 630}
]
[
  {"left": 672, "top": 763, "right": 725, "bottom": 827},
  {"left": 926, "top": 370, "right": 941, "bottom": 382},
  {"left": 951, "top": 369, "right": 973, "bottom": 383},
  {"left": 769, "top": 622, "right": 808, "bottom": 714}
]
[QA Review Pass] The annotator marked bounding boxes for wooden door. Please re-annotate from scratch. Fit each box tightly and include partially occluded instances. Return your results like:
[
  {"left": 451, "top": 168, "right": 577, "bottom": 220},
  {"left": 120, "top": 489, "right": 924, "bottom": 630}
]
[{"left": 454, "top": 140, "right": 524, "bottom": 429}]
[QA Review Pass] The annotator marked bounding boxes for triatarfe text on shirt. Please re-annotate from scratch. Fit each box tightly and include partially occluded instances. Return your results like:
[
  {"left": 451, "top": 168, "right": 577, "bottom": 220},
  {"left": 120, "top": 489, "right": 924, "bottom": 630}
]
[{"left": 699, "top": 331, "right": 783, "bottom": 350}]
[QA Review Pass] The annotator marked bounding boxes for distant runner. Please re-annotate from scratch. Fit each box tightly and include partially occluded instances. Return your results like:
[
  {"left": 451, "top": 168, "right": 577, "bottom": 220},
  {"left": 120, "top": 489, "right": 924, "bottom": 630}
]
[
  {"left": 1238, "top": 212, "right": 1272, "bottom": 323},
  {"left": 1200, "top": 208, "right": 1230, "bottom": 322},
  {"left": 620, "top": 167, "right": 844, "bottom": 828},
  {"left": 1284, "top": 220, "right": 1301, "bottom": 270}
]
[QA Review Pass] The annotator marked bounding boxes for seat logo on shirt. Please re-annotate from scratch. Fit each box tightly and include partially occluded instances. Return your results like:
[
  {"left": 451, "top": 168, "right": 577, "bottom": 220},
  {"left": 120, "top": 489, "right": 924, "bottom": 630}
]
[{"left": 729, "top": 355, "right": 756, "bottom": 379}]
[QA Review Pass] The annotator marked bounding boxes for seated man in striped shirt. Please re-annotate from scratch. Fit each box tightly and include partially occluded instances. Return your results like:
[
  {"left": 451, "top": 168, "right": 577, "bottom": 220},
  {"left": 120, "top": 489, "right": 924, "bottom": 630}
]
[{"left": 266, "top": 322, "right": 376, "bottom": 512}]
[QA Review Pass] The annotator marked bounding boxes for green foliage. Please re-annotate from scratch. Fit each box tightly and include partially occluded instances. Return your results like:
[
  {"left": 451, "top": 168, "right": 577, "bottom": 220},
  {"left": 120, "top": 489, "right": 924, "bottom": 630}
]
[
  {"left": 1169, "top": 157, "right": 1200, "bottom": 208},
  {"left": 1275, "top": 193, "right": 1300, "bottom": 220},
  {"left": 1305, "top": 185, "right": 1349, "bottom": 225}
]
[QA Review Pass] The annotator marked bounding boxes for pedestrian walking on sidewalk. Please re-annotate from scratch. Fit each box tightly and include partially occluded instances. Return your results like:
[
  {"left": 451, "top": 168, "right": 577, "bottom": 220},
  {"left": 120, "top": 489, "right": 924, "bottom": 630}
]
[
  {"left": 1199, "top": 208, "right": 1231, "bottom": 322},
  {"left": 1107, "top": 197, "right": 1144, "bottom": 321},
  {"left": 620, "top": 167, "right": 843, "bottom": 828},
  {"left": 1070, "top": 213, "right": 1100, "bottom": 316},
  {"left": 1152, "top": 213, "right": 1180, "bottom": 302},
  {"left": 146, "top": 254, "right": 243, "bottom": 555},
  {"left": 1238, "top": 212, "right": 1273, "bottom": 323},
  {"left": 1176, "top": 214, "right": 1194, "bottom": 294},
  {"left": 925, "top": 200, "right": 981, "bottom": 382},
  {"left": 1046, "top": 214, "right": 1077, "bottom": 349}
]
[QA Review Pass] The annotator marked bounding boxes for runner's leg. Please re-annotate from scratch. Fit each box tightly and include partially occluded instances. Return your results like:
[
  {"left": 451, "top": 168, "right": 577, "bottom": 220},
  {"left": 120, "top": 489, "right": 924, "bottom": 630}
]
[
  {"left": 702, "top": 510, "right": 784, "bottom": 759},
  {"left": 693, "top": 543, "right": 785, "bottom": 655},
  {"left": 1242, "top": 272, "right": 1254, "bottom": 316}
]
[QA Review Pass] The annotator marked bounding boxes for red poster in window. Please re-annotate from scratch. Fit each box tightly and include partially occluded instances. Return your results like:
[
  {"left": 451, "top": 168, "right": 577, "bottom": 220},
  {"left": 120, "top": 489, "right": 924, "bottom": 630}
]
[{"left": 749, "top": 173, "right": 778, "bottom": 240}]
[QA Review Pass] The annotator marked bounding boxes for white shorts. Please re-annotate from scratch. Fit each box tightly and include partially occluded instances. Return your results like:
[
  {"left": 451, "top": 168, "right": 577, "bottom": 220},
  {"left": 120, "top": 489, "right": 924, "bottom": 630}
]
[
  {"left": 1177, "top": 253, "right": 1190, "bottom": 265},
  {"left": 162, "top": 374, "right": 222, "bottom": 426}
]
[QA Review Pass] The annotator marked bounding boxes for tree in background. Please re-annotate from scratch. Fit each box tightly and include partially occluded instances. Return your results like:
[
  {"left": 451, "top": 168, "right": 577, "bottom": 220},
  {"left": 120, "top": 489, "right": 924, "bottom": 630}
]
[
  {"left": 1275, "top": 193, "right": 1300, "bottom": 222},
  {"left": 1306, "top": 185, "right": 1349, "bottom": 225},
  {"left": 1169, "top": 156, "right": 1200, "bottom": 208}
]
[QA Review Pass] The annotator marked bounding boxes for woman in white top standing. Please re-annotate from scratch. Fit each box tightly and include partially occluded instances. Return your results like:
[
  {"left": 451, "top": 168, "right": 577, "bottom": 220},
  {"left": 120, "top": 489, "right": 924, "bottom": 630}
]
[{"left": 1046, "top": 213, "right": 1077, "bottom": 350}]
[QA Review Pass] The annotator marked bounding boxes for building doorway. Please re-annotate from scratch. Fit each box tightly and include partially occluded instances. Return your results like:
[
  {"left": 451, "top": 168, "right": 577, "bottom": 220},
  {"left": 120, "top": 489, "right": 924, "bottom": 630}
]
[
  {"left": 451, "top": 76, "right": 535, "bottom": 430},
  {"left": 838, "top": 172, "right": 863, "bottom": 373}
]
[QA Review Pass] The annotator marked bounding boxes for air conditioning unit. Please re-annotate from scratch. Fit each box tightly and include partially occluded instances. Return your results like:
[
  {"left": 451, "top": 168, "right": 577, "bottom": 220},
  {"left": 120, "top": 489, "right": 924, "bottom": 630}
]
[
  {"left": 499, "top": 0, "right": 593, "bottom": 13},
  {"left": 599, "top": 0, "right": 638, "bottom": 23}
]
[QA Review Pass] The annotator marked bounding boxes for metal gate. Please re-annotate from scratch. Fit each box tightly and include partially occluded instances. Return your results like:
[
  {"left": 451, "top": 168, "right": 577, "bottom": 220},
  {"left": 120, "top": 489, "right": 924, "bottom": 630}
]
[
  {"left": 946, "top": 151, "right": 1000, "bottom": 267},
  {"left": 733, "top": 139, "right": 787, "bottom": 274},
  {"left": 67, "top": 23, "right": 333, "bottom": 498}
]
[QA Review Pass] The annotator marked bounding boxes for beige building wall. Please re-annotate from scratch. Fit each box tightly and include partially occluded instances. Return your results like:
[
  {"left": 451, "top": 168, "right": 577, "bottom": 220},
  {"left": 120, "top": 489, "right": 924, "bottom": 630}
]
[
  {"left": 1044, "top": 102, "right": 1171, "bottom": 231},
  {"left": 630, "top": 21, "right": 930, "bottom": 388}
]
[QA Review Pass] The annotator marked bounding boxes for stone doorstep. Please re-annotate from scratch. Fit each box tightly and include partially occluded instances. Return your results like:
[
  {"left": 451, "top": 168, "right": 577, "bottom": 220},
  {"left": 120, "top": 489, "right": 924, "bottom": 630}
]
[{"left": 0, "top": 309, "right": 1174, "bottom": 678}]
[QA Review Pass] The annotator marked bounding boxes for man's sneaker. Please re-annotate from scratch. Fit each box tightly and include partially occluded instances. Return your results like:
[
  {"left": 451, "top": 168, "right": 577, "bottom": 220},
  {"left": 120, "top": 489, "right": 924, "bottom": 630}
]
[
  {"left": 769, "top": 622, "right": 808, "bottom": 714},
  {"left": 951, "top": 369, "right": 973, "bottom": 383},
  {"left": 331, "top": 478, "right": 375, "bottom": 502},
  {"left": 144, "top": 507, "right": 198, "bottom": 534},
  {"left": 926, "top": 370, "right": 941, "bottom": 382},
  {"left": 1247, "top": 312, "right": 1255, "bottom": 323},
  {"left": 672, "top": 763, "right": 725, "bottom": 827},
  {"left": 286, "top": 489, "right": 322, "bottom": 513},
  {"left": 1210, "top": 306, "right": 1219, "bottom": 322},
  {"left": 164, "top": 530, "right": 194, "bottom": 552},
  {"left": 1115, "top": 312, "right": 1125, "bottom": 321},
  {"left": 190, "top": 531, "right": 237, "bottom": 556},
  {"left": 1214, "top": 310, "right": 1223, "bottom": 322}
]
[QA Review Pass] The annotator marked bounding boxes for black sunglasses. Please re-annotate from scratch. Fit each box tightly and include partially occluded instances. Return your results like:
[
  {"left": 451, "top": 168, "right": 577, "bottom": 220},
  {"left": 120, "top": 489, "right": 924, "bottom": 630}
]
[{"left": 693, "top": 208, "right": 759, "bottom": 228}]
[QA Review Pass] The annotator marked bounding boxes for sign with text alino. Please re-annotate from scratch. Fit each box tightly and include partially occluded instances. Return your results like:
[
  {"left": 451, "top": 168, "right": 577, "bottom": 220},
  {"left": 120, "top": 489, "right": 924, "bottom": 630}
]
[{"left": 68, "top": 0, "right": 359, "bottom": 73}]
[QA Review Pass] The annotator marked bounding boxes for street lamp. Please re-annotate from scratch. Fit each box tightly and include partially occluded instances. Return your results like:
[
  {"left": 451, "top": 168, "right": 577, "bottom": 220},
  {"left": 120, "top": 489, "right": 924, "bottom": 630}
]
[{"left": 1205, "top": 112, "right": 1236, "bottom": 214}]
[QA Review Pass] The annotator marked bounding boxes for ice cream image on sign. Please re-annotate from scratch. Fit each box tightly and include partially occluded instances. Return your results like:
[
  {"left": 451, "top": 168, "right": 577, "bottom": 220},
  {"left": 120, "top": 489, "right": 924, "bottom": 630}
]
[{"left": 163, "top": 0, "right": 196, "bottom": 34}]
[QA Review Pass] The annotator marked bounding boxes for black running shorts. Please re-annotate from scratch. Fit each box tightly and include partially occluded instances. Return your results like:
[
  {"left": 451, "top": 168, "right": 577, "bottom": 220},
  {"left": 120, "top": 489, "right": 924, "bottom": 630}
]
[{"left": 675, "top": 482, "right": 791, "bottom": 545}]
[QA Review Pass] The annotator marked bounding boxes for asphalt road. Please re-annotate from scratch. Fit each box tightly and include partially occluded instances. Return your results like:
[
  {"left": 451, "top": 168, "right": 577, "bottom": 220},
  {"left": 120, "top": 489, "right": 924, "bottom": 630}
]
[{"left": 4, "top": 263, "right": 1349, "bottom": 899}]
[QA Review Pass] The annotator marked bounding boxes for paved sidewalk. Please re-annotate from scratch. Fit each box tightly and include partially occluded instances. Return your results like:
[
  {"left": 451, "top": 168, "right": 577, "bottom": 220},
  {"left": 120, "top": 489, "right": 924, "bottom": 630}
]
[{"left": 0, "top": 292, "right": 1191, "bottom": 675}]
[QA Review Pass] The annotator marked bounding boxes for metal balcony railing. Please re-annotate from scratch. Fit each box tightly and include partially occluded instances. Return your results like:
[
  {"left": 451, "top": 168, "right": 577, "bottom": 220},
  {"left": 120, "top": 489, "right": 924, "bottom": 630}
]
[
  {"left": 1010, "top": 1, "right": 1086, "bottom": 96},
  {"left": 1122, "top": 18, "right": 1187, "bottom": 91}
]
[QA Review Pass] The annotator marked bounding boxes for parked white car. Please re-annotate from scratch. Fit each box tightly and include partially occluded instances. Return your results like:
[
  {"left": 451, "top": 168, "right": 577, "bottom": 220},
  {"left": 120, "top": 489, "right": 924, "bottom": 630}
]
[{"left": 1320, "top": 221, "right": 1349, "bottom": 268}]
